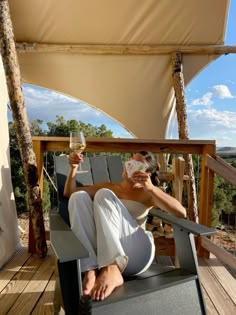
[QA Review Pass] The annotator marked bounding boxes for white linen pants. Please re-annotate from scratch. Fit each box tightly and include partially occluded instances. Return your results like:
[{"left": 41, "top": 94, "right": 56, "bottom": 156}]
[{"left": 68, "top": 188, "right": 155, "bottom": 276}]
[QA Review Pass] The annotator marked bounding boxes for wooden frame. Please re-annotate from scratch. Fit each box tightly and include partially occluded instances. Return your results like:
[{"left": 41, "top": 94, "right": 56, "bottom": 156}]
[
  {"left": 32, "top": 136, "right": 216, "bottom": 256},
  {"left": 16, "top": 43, "right": 236, "bottom": 55}
]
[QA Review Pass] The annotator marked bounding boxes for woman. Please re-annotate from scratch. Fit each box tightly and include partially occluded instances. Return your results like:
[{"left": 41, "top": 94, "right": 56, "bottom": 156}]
[{"left": 64, "top": 151, "right": 186, "bottom": 301}]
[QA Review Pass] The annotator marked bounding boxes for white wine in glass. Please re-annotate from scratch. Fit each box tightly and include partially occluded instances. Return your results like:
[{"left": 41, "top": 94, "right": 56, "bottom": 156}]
[{"left": 69, "top": 130, "right": 87, "bottom": 173}]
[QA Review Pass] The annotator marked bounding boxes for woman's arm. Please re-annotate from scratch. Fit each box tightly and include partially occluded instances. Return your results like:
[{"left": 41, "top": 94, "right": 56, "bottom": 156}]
[
  {"left": 132, "top": 171, "right": 186, "bottom": 218},
  {"left": 148, "top": 186, "right": 186, "bottom": 218},
  {"left": 63, "top": 160, "right": 79, "bottom": 198},
  {"left": 63, "top": 152, "right": 112, "bottom": 199}
]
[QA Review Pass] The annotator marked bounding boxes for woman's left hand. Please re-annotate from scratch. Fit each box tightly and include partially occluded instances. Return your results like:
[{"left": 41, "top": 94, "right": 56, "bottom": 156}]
[{"left": 131, "top": 171, "right": 154, "bottom": 192}]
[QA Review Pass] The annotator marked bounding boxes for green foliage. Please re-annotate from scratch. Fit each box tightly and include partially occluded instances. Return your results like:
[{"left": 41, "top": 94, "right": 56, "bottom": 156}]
[
  {"left": 9, "top": 115, "right": 236, "bottom": 224},
  {"left": 231, "top": 160, "right": 236, "bottom": 168},
  {"left": 192, "top": 155, "right": 236, "bottom": 227},
  {"left": 166, "top": 153, "right": 236, "bottom": 227},
  {"left": 30, "top": 119, "right": 46, "bottom": 136},
  {"left": 9, "top": 117, "right": 114, "bottom": 214},
  {"left": 46, "top": 116, "right": 113, "bottom": 138},
  {"left": 42, "top": 179, "right": 51, "bottom": 214}
]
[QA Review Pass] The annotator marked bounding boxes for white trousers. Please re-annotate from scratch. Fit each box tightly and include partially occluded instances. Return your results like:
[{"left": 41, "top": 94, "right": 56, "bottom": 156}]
[{"left": 68, "top": 188, "right": 155, "bottom": 276}]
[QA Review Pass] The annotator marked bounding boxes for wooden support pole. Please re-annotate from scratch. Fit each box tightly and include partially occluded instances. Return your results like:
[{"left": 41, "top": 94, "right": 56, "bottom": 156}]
[
  {"left": 198, "top": 145, "right": 215, "bottom": 257},
  {"left": 172, "top": 157, "right": 185, "bottom": 204},
  {"left": 0, "top": 0, "right": 47, "bottom": 257},
  {"left": 172, "top": 52, "right": 198, "bottom": 222}
]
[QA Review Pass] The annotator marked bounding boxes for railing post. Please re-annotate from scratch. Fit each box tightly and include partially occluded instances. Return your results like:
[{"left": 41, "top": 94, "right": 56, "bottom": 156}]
[
  {"left": 32, "top": 139, "right": 44, "bottom": 197},
  {"left": 198, "top": 144, "right": 216, "bottom": 257}
]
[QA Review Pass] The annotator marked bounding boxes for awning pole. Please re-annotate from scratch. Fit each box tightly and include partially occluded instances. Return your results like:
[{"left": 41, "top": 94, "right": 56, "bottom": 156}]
[
  {"left": 0, "top": 0, "right": 47, "bottom": 257},
  {"left": 172, "top": 51, "right": 198, "bottom": 222}
]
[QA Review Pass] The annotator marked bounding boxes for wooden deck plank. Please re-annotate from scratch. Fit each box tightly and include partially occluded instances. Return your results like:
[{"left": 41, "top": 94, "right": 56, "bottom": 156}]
[
  {"left": 199, "top": 259, "right": 236, "bottom": 315},
  {"left": 7, "top": 248, "right": 55, "bottom": 315},
  {"left": 204, "top": 255, "right": 236, "bottom": 305},
  {"left": 0, "top": 246, "right": 235, "bottom": 315},
  {"left": 202, "top": 286, "right": 219, "bottom": 315},
  {"left": 31, "top": 273, "right": 56, "bottom": 315},
  {"left": 0, "top": 247, "right": 31, "bottom": 292},
  {"left": 0, "top": 254, "right": 43, "bottom": 314}
]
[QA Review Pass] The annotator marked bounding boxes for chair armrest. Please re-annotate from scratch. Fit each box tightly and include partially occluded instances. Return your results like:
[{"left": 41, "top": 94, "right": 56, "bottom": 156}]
[
  {"left": 50, "top": 209, "right": 89, "bottom": 263},
  {"left": 150, "top": 208, "right": 216, "bottom": 236}
]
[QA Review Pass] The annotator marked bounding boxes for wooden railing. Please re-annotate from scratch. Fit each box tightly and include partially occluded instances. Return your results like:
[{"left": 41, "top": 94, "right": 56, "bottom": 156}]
[
  {"left": 201, "top": 154, "right": 236, "bottom": 270},
  {"left": 32, "top": 137, "right": 216, "bottom": 225},
  {"left": 32, "top": 138, "right": 213, "bottom": 220},
  {"left": 32, "top": 136, "right": 236, "bottom": 266}
]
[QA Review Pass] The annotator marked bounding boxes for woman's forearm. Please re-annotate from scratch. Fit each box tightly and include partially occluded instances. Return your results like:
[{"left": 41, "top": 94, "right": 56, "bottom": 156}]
[
  {"left": 150, "top": 186, "right": 186, "bottom": 218},
  {"left": 64, "top": 165, "right": 78, "bottom": 197}
]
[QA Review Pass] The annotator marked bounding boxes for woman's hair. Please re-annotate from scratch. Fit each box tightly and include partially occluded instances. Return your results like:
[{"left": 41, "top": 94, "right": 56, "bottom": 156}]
[{"left": 139, "top": 151, "right": 160, "bottom": 186}]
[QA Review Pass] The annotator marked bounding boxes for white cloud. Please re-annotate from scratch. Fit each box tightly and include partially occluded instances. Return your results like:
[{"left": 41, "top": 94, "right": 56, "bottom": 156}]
[
  {"left": 23, "top": 85, "right": 78, "bottom": 107},
  {"left": 12, "top": 85, "right": 236, "bottom": 145},
  {"left": 171, "top": 108, "right": 236, "bottom": 146},
  {"left": 225, "top": 79, "right": 235, "bottom": 85},
  {"left": 191, "top": 92, "right": 213, "bottom": 106},
  {"left": 212, "top": 85, "right": 234, "bottom": 99},
  {"left": 8, "top": 84, "right": 132, "bottom": 138},
  {"left": 191, "top": 84, "right": 235, "bottom": 106},
  {"left": 188, "top": 109, "right": 236, "bottom": 146}
]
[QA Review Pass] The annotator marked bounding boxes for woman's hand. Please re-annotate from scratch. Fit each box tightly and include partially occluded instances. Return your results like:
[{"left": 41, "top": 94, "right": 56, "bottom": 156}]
[
  {"left": 131, "top": 171, "right": 154, "bottom": 192},
  {"left": 68, "top": 152, "right": 83, "bottom": 167}
]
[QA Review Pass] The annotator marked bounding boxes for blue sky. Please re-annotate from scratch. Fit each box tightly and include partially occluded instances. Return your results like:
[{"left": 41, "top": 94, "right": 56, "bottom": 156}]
[
  {"left": 8, "top": 1, "right": 236, "bottom": 146},
  {"left": 171, "top": 0, "right": 236, "bottom": 146}
]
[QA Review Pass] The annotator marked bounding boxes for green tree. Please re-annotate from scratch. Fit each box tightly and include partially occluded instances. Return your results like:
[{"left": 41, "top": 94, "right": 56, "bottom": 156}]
[
  {"left": 9, "top": 121, "right": 52, "bottom": 214},
  {"left": 47, "top": 115, "right": 70, "bottom": 136},
  {"left": 231, "top": 160, "right": 236, "bottom": 169},
  {"left": 46, "top": 116, "right": 114, "bottom": 138},
  {"left": 42, "top": 178, "right": 51, "bottom": 214},
  {"left": 30, "top": 119, "right": 46, "bottom": 136}
]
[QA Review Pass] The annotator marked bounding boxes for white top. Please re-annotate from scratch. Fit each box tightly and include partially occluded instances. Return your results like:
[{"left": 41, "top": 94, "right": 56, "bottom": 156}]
[{"left": 120, "top": 199, "right": 152, "bottom": 229}]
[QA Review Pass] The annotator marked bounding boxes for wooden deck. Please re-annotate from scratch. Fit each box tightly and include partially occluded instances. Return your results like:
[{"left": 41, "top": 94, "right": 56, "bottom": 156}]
[{"left": 0, "top": 244, "right": 235, "bottom": 315}]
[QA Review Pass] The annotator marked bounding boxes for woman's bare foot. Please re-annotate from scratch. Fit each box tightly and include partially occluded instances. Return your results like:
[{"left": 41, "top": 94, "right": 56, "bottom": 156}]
[
  {"left": 91, "top": 264, "right": 124, "bottom": 301},
  {"left": 83, "top": 269, "right": 97, "bottom": 295}
]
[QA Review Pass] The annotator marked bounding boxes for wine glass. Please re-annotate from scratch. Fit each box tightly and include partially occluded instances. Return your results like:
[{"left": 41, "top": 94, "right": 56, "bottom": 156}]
[{"left": 69, "top": 130, "right": 87, "bottom": 173}]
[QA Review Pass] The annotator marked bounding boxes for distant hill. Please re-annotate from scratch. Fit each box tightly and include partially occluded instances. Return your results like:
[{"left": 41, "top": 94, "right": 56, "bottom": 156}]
[{"left": 217, "top": 147, "right": 236, "bottom": 155}]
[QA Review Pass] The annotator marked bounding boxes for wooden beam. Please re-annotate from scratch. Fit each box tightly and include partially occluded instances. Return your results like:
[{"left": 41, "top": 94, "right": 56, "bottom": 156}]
[
  {"left": 31, "top": 137, "right": 215, "bottom": 204},
  {"left": 16, "top": 43, "right": 236, "bottom": 55},
  {"left": 172, "top": 157, "right": 185, "bottom": 204},
  {"left": 31, "top": 137, "right": 216, "bottom": 154},
  {"left": 206, "top": 155, "right": 236, "bottom": 186},
  {"left": 201, "top": 236, "right": 236, "bottom": 271}
]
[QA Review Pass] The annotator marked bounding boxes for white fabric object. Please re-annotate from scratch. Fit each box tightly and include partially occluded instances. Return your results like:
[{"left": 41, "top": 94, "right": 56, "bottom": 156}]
[
  {"left": 120, "top": 199, "right": 152, "bottom": 228},
  {"left": 8, "top": 0, "right": 229, "bottom": 138},
  {"left": 68, "top": 189, "right": 155, "bottom": 276},
  {"left": 0, "top": 56, "right": 22, "bottom": 269}
]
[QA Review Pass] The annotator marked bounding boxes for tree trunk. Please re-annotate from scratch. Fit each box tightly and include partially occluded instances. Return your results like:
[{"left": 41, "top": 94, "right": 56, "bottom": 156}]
[
  {"left": 0, "top": 0, "right": 47, "bottom": 257},
  {"left": 172, "top": 52, "right": 198, "bottom": 222}
]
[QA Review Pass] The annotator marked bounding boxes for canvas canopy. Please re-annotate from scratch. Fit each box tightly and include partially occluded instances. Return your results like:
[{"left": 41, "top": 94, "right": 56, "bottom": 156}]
[
  {"left": 0, "top": 0, "right": 230, "bottom": 266},
  {"left": 10, "top": 0, "right": 229, "bottom": 138}
]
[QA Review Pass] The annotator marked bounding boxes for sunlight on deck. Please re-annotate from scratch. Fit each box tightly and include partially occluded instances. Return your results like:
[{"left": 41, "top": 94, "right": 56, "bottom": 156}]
[{"left": 0, "top": 245, "right": 235, "bottom": 315}]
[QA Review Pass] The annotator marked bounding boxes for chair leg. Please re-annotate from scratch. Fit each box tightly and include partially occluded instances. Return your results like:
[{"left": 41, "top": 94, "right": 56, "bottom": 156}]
[
  {"left": 79, "top": 295, "right": 93, "bottom": 315},
  {"left": 173, "top": 227, "right": 207, "bottom": 315},
  {"left": 57, "top": 260, "right": 80, "bottom": 315},
  {"left": 53, "top": 273, "right": 63, "bottom": 314}
]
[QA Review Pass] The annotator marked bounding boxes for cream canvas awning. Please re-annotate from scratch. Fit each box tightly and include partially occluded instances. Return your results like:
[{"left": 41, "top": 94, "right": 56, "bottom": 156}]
[{"left": 9, "top": 0, "right": 229, "bottom": 138}]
